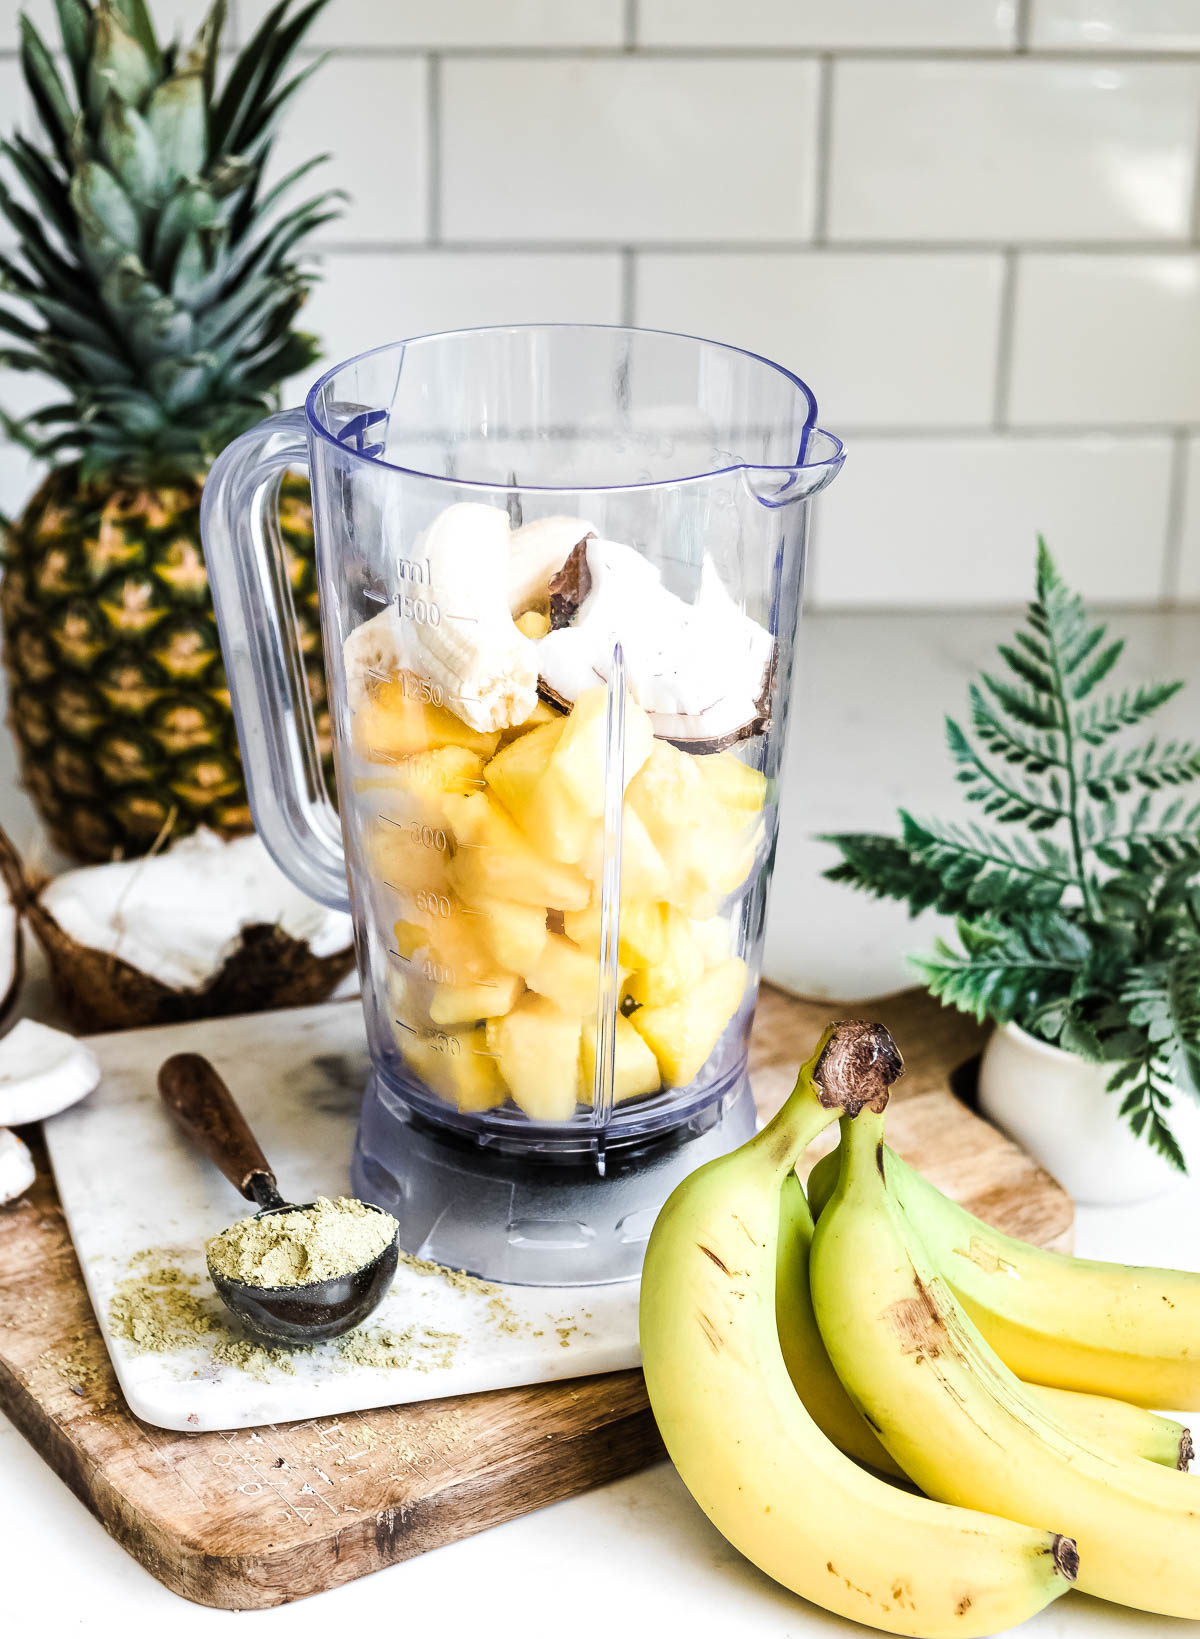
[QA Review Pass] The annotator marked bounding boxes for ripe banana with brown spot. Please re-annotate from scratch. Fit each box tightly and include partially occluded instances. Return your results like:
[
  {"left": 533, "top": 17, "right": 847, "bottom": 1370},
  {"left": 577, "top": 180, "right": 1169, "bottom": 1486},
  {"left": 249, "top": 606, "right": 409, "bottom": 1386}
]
[
  {"left": 811, "top": 1107, "right": 1200, "bottom": 1619},
  {"left": 639, "top": 1021, "right": 1077, "bottom": 1637}
]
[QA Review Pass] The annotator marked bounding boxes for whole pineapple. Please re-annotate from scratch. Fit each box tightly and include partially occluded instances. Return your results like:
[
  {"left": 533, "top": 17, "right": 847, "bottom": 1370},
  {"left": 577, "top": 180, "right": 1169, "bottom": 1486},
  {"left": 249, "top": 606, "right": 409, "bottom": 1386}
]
[{"left": 0, "top": 0, "right": 337, "bottom": 861}]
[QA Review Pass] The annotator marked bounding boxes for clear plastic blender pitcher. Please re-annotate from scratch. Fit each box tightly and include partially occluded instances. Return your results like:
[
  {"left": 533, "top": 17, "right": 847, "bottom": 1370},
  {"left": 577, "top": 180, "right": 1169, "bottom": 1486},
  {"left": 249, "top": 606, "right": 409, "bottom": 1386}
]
[{"left": 201, "top": 325, "right": 843, "bottom": 1284}]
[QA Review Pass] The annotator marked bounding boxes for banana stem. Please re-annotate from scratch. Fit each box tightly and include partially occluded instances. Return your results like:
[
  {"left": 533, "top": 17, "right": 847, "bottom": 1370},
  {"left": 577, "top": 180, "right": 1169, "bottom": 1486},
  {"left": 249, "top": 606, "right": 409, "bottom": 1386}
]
[{"left": 753, "top": 1021, "right": 904, "bottom": 1177}]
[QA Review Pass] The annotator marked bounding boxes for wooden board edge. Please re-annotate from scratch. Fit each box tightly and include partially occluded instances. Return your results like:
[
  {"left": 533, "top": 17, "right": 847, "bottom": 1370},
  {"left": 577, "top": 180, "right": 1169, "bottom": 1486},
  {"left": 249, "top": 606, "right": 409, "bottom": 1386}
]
[{"left": 0, "top": 1346, "right": 661, "bottom": 1611}]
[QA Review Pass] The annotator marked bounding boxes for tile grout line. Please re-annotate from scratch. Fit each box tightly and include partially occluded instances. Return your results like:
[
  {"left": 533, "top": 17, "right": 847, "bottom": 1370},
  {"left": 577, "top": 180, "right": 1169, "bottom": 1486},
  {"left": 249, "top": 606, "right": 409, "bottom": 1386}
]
[
  {"left": 1161, "top": 429, "right": 1190, "bottom": 604},
  {"left": 623, "top": 0, "right": 638, "bottom": 52},
  {"left": 10, "top": 45, "right": 1200, "bottom": 64},
  {"left": 992, "top": 249, "right": 1019, "bottom": 428},
  {"left": 811, "top": 55, "right": 834, "bottom": 245},
  {"left": 1189, "top": 98, "right": 1200, "bottom": 240},
  {"left": 426, "top": 54, "right": 441, "bottom": 246},
  {"left": 1015, "top": 0, "right": 1034, "bottom": 52},
  {"left": 305, "top": 239, "right": 1200, "bottom": 256},
  {"left": 620, "top": 247, "right": 636, "bottom": 326}
]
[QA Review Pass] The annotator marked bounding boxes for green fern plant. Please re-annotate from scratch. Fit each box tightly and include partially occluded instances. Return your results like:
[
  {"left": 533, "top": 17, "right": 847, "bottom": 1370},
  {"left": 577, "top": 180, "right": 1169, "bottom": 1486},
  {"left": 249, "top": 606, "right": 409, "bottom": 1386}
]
[{"left": 824, "top": 542, "right": 1200, "bottom": 1170}]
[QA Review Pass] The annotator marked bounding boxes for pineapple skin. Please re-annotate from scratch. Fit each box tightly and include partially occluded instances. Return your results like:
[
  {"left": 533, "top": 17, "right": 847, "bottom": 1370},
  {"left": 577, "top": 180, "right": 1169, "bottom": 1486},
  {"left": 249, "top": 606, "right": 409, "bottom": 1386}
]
[{"left": 1, "top": 464, "right": 328, "bottom": 862}]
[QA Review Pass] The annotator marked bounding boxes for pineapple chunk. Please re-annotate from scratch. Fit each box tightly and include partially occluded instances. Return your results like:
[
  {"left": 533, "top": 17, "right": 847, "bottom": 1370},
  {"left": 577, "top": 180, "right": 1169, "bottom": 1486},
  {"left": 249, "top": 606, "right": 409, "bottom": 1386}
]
[
  {"left": 563, "top": 896, "right": 668, "bottom": 970},
  {"left": 580, "top": 804, "right": 670, "bottom": 901},
  {"left": 485, "top": 716, "right": 596, "bottom": 863},
  {"left": 429, "top": 971, "right": 522, "bottom": 1025},
  {"left": 689, "top": 914, "right": 734, "bottom": 966},
  {"left": 355, "top": 744, "right": 484, "bottom": 798},
  {"left": 630, "top": 958, "right": 748, "bottom": 1088},
  {"left": 522, "top": 932, "right": 598, "bottom": 1016},
  {"left": 697, "top": 751, "right": 768, "bottom": 814},
  {"left": 486, "top": 995, "right": 583, "bottom": 1122},
  {"left": 401, "top": 1026, "right": 508, "bottom": 1113},
  {"left": 514, "top": 610, "right": 551, "bottom": 640},
  {"left": 354, "top": 681, "right": 500, "bottom": 761},
  {"left": 624, "top": 908, "right": 704, "bottom": 1007},
  {"left": 549, "top": 686, "right": 654, "bottom": 817},
  {"left": 497, "top": 695, "right": 562, "bottom": 745},
  {"left": 580, "top": 1014, "right": 661, "bottom": 1105},
  {"left": 366, "top": 812, "right": 454, "bottom": 895},
  {"left": 470, "top": 894, "right": 549, "bottom": 972},
  {"left": 393, "top": 912, "right": 494, "bottom": 983},
  {"left": 628, "top": 741, "right": 758, "bottom": 915},
  {"left": 444, "top": 790, "right": 590, "bottom": 911}
]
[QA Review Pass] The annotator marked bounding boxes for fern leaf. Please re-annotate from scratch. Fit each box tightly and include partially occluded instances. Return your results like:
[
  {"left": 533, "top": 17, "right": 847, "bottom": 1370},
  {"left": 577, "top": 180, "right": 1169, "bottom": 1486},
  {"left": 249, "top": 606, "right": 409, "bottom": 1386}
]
[
  {"left": 969, "top": 684, "right": 1064, "bottom": 773},
  {"left": 912, "top": 913, "right": 1088, "bottom": 1025},
  {"left": 981, "top": 672, "right": 1061, "bottom": 733},
  {"left": 1123, "top": 951, "right": 1200, "bottom": 1099},
  {"left": 820, "top": 833, "right": 959, "bottom": 916},
  {"left": 997, "top": 643, "right": 1055, "bottom": 697},
  {"left": 1074, "top": 683, "right": 1183, "bottom": 745},
  {"left": 1107, "top": 1049, "right": 1187, "bottom": 1172},
  {"left": 1082, "top": 740, "right": 1200, "bottom": 800},
  {"left": 900, "top": 812, "right": 1073, "bottom": 911},
  {"left": 1069, "top": 640, "right": 1124, "bottom": 701},
  {"left": 1062, "top": 622, "right": 1110, "bottom": 677},
  {"left": 945, "top": 716, "right": 1064, "bottom": 830}
]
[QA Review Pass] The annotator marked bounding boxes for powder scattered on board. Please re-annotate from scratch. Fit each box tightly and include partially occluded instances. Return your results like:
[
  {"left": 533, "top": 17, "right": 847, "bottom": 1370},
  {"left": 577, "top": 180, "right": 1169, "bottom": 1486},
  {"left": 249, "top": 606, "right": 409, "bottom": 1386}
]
[{"left": 206, "top": 1196, "right": 396, "bottom": 1288}]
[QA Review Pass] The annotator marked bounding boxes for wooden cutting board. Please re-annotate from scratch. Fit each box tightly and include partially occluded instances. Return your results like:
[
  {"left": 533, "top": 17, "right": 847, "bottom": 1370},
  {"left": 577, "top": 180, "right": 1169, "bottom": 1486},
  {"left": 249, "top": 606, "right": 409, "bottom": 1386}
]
[{"left": 0, "top": 987, "right": 1072, "bottom": 1611}]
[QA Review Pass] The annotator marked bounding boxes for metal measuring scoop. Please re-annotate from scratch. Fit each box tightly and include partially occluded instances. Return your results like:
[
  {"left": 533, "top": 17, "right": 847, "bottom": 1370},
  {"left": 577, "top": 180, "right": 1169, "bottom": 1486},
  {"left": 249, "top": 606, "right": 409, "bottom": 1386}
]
[{"left": 158, "top": 1052, "right": 399, "bottom": 1344}]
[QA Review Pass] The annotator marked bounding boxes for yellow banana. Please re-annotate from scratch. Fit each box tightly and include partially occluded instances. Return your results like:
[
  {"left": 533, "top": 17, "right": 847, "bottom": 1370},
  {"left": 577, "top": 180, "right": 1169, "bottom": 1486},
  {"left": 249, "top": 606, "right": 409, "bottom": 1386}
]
[
  {"left": 809, "top": 1141, "right": 1200, "bottom": 1410},
  {"left": 781, "top": 1168, "right": 1190, "bottom": 1471},
  {"left": 811, "top": 1107, "right": 1200, "bottom": 1619},
  {"left": 640, "top": 1021, "right": 1077, "bottom": 1638}
]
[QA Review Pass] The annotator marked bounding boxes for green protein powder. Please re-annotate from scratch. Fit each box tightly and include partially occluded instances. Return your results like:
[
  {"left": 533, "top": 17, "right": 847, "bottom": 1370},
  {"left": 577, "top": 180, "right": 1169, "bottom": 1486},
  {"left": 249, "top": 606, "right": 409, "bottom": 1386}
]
[{"left": 206, "top": 1196, "right": 396, "bottom": 1288}]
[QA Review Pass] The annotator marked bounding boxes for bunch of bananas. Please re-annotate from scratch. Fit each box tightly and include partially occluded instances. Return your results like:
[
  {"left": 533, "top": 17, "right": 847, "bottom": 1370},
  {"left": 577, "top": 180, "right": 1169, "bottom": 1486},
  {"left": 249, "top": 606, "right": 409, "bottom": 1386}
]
[{"left": 639, "top": 1021, "right": 1200, "bottom": 1637}]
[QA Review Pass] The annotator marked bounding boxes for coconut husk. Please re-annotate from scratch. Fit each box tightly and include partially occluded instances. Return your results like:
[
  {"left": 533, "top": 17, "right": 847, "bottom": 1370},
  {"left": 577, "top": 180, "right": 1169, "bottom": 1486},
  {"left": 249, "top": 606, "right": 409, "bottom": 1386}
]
[
  {"left": 0, "top": 824, "right": 355, "bottom": 1035},
  {"left": 548, "top": 537, "right": 594, "bottom": 630}
]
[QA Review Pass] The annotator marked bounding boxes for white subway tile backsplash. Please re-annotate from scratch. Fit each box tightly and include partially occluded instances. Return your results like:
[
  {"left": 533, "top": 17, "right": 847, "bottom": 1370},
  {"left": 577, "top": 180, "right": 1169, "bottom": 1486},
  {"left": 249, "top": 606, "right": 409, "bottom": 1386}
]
[
  {"left": 262, "top": 56, "right": 427, "bottom": 245},
  {"left": 1174, "top": 438, "right": 1200, "bottom": 600},
  {"left": 1009, "top": 255, "right": 1200, "bottom": 426},
  {"left": 635, "top": 252, "right": 1003, "bottom": 428},
  {"left": 240, "top": 0, "right": 625, "bottom": 48},
  {"left": 293, "top": 251, "right": 624, "bottom": 389},
  {"left": 638, "top": 0, "right": 1016, "bottom": 49},
  {"left": 1031, "top": 1, "right": 1200, "bottom": 52},
  {"left": 828, "top": 60, "right": 1200, "bottom": 243},
  {"left": 810, "top": 436, "right": 1173, "bottom": 606},
  {"left": 441, "top": 58, "right": 820, "bottom": 243}
]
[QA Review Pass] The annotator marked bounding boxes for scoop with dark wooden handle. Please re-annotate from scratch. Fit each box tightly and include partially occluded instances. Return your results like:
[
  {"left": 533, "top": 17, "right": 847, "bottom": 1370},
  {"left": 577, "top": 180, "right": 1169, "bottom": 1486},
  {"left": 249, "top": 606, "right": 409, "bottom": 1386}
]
[{"left": 158, "top": 1053, "right": 399, "bottom": 1344}]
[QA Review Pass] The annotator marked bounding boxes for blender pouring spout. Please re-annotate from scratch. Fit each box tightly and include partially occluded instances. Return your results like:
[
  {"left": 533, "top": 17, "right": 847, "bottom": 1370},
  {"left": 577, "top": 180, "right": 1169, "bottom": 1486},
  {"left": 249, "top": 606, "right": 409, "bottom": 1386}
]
[{"left": 741, "top": 427, "right": 845, "bottom": 508}]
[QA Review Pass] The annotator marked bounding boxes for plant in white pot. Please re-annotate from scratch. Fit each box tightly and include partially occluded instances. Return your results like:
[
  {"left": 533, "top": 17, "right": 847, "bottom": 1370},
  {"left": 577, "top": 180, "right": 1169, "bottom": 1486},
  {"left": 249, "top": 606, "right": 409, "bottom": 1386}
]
[{"left": 824, "top": 543, "right": 1200, "bottom": 1204}]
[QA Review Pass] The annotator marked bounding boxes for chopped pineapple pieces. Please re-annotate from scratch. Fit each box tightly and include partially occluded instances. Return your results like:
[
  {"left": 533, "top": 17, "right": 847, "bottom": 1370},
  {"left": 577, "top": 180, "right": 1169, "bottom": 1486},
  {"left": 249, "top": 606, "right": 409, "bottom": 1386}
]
[
  {"left": 630, "top": 958, "right": 748, "bottom": 1088},
  {"left": 363, "top": 678, "right": 766, "bottom": 1119}
]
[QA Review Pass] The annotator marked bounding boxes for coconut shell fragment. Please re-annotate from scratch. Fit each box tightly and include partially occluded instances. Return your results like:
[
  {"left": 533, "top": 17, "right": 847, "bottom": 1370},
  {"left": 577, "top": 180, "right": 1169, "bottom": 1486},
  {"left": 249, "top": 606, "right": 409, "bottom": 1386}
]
[
  {"left": 548, "top": 536, "right": 594, "bottom": 629},
  {"left": 0, "top": 824, "right": 355, "bottom": 1035}
]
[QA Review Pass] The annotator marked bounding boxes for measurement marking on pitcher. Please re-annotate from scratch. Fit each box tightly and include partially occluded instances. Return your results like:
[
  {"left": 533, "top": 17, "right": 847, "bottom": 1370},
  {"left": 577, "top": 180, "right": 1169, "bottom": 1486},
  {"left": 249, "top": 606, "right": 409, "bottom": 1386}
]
[{"left": 396, "top": 592, "right": 441, "bottom": 627}]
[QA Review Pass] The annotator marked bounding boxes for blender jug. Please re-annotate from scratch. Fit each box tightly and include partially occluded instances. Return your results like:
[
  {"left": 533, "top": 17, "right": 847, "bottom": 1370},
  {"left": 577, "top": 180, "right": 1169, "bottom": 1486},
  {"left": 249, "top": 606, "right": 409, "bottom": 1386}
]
[{"left": 201, "top": 325, "right": 843, "bottom": 1285}]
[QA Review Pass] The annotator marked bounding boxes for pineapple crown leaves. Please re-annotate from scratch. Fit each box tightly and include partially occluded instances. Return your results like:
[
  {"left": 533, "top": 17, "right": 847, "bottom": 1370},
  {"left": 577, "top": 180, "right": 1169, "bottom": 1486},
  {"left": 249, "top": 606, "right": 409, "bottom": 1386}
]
[
  {"left": 822, "top": 539, "right": 1200, "bottom": 1170},
  {"left": 0, "top": 0, "right": 341, "bottom": 485}
]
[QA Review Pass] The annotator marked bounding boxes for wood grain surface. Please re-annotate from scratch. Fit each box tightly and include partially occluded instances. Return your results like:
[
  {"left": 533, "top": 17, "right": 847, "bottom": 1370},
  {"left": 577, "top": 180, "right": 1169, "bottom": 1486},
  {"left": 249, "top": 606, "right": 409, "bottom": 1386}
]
[{"left": 0, "top": 988, "right": 1072, "bottom": 1610}]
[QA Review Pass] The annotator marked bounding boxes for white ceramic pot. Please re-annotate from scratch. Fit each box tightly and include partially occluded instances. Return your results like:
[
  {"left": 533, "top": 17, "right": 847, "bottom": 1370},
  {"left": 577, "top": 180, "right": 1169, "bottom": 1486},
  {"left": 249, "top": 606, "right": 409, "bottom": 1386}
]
[{"left": 977, "top": 1022, "right": 1200, "bottom": 1206}]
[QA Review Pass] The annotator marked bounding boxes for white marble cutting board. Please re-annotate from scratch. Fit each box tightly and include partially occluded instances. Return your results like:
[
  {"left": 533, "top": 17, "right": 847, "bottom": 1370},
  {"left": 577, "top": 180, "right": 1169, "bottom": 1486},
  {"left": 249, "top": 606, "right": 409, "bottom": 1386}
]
[{"left": 43, "top": 1001, "right": 639, "bottom": 1434}]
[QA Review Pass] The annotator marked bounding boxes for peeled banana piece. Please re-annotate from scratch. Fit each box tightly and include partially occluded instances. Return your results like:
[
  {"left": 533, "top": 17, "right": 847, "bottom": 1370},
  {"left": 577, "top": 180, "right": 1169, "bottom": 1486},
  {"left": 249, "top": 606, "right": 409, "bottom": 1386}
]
[
  {"left": 811, "top": 1109, "right": 1200, "bottom": 1620},
  {"left": 810, "top": 1141, "right": 1200, "bottom": 1410},
  {"left": 780, "top": 1168, "right": 1191, "bottom": 1473},
  {"left": 640, "top": 1022, "right": 1077, "bottom": 1638}
]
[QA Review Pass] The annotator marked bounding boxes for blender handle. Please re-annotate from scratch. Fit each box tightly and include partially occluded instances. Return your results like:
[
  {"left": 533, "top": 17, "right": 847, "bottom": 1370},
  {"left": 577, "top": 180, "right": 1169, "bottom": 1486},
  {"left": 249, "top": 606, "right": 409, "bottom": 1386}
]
[{"left": 200, "top": 409, "right": 350, "bottom": 911}]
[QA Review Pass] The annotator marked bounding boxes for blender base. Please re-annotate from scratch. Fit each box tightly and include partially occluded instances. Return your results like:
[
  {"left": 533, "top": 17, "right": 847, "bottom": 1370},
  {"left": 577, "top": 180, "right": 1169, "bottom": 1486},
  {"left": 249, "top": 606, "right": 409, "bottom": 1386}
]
[{"left": 350, "top": 1074, "right": 757, "bottom": 1286}]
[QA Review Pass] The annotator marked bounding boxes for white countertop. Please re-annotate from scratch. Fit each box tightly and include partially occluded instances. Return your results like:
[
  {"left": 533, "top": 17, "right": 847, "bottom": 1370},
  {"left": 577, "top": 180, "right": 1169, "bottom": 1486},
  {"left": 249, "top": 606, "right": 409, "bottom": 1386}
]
[{"left": 4, "top": 608, "right": 1200, "bottom": 1637}]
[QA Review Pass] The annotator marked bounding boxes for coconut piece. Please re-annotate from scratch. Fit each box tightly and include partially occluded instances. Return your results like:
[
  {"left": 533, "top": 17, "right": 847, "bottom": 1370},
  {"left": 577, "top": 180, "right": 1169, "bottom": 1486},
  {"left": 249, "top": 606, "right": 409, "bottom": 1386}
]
[
  {"left": 509, "top": 515, "right": 596, "bottom": 616},
  {"left": 0, "top": 1126, "right": 35, "bottom": 1204},
  {"left": 0, "top": 825, "right": 356, "bottom": 1035},
  {"left": 0, "top": 1018, "right": 101, "bottom": 1124},
  {"left": 0, "top": 890, "right": 20, "bottom": 1025},
  {"left": 536, "top": 539, "right": 777, "bottom": 751},
  {"left": 548, "top": 537, "right": 594, "bottom": 630}
]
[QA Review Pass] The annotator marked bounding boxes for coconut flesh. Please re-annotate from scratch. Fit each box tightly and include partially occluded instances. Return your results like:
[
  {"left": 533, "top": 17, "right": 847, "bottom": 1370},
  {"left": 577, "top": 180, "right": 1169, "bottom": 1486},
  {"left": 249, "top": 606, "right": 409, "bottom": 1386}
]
[
  {"left": 0, "top": 1126, "right": 34, "bottom": 1205},
  {"left": 346, "top": 503, "right": 776, "bottom": 750},
  {"left": 0, "top": 826, "right": 356, "bottom": 1035},
  {"left": 0, "top": 1018, "right": 101, "bottom": 1125},
  {"left": 0, "top": 892, "right": 18, "bottom": 1024}
]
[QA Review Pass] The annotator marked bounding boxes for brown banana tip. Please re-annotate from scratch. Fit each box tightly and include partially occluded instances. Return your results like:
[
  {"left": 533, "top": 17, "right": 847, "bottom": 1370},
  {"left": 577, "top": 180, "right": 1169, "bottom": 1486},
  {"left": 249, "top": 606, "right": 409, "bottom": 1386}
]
[
  {"left": 813, "top": 1021, "right": 904, "bottom": 1118},
  {"left": 1052, "top": 1535, "right": 1080, "bottom": 1583},
  {"left": 1180, "top": 1429, "right": 1194, "bottom": 1472}
]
